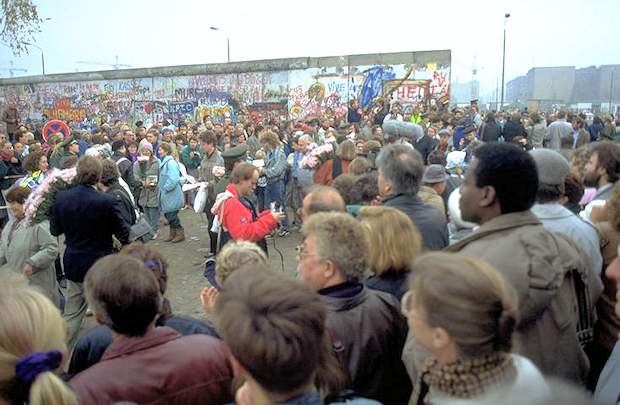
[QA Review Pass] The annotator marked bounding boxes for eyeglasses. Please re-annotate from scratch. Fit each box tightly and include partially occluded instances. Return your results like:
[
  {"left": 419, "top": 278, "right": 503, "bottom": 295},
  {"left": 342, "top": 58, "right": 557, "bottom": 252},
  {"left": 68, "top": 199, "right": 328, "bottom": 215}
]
[{"left": 295, "top": 244, "right": 319, "bottom": 260}]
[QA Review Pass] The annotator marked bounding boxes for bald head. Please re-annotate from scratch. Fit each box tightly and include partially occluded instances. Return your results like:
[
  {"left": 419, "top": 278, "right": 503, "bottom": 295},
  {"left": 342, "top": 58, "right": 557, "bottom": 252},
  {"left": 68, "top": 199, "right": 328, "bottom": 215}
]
[{"left": 301, "top": 186, "right": 346, "bottom": 223}]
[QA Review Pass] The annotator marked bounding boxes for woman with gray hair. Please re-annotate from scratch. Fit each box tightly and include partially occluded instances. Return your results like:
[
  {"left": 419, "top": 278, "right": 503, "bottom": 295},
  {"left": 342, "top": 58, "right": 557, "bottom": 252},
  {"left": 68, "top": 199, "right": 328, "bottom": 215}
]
[{"left": 377, "top": 144, "right": 448, "bottom": 250}]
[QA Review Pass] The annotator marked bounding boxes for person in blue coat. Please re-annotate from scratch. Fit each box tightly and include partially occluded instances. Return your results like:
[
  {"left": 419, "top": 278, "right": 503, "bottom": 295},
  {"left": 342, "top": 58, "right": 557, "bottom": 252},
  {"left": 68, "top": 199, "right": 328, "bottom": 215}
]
[{"left": 158, "top": 142, "right": 185, "bottom": 243}]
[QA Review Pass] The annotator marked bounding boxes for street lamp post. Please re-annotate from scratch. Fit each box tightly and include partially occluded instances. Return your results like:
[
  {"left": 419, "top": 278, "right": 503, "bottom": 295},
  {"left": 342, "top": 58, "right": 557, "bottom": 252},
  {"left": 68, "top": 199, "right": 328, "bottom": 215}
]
[
  {"left": 25, "top": 42, "right": 45, "bottom": 75},
  {"left": 500, "top": 13, "right": 510, "bottom": 110},
  {"left": 610, "top": 70, "right": 615, "bottom": 114},
  {"left": 210, "top": 26, "right": 230, "bottom": 63}
]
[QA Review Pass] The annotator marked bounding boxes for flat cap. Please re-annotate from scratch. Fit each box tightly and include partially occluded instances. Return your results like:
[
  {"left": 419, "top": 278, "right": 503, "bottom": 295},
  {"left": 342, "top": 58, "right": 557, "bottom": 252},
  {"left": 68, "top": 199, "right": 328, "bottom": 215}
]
[
  {"left": 529, "top": 149, "right": 570, "bottom": 185},
  {"left": 423, "top": 164, "right": 449, "bottom": 183}
]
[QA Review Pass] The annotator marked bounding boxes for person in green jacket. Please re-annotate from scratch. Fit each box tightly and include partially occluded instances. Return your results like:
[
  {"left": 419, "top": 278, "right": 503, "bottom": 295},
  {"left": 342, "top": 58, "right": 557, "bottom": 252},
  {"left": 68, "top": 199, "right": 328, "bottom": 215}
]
[
  {"left": 181, "top": 137, "right": 202, "bottom": 176},
  {"left": 49, "top": 137, "right": 79, "bottom": 169}
]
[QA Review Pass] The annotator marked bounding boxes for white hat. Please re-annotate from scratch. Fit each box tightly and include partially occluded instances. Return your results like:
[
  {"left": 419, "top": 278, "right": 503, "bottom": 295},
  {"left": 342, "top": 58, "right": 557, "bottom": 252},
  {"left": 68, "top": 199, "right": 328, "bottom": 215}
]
[
  {"left": 446, "top": 151, "right": 466, "bottom": 170},
  {"left": 448, "top": 187, "right": 477, "bottom": 229}
]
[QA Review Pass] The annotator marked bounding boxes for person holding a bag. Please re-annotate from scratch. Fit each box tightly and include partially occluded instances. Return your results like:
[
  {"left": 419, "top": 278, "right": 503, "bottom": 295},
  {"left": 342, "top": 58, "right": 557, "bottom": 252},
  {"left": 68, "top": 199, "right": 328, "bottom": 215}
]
[
  {"left": 158, "top": 142, "right": 185, "bottom": 243},
  {"left": 99, "top": 159, "right": 152, "bottom": 243},
  {"left": 133, "top": 143, "right": 160, "bottom": 239},
  {"left": 215, "top": 162, "right": 284, "bottom": 253}
]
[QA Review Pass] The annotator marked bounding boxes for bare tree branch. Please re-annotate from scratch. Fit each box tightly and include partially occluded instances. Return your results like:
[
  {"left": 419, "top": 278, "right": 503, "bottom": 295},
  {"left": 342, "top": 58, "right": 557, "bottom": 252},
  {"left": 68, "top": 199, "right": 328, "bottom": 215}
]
[{"left": 0, "top": 0, "right": 43, "bottom": 56}]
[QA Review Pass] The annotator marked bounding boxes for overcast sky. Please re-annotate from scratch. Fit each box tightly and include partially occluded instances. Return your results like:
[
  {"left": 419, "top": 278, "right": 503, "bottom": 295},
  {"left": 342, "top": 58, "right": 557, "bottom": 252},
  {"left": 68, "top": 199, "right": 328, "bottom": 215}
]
[{"left": 1, "top": 0, "right": 617, "bottom": 97}]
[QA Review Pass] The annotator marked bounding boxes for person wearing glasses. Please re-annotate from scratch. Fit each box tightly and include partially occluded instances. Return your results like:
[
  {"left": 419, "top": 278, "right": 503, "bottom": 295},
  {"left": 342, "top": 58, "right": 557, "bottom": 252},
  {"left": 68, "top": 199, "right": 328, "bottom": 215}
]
[{"left": 296, "top": 212, "right": 411, "bottom": 405}]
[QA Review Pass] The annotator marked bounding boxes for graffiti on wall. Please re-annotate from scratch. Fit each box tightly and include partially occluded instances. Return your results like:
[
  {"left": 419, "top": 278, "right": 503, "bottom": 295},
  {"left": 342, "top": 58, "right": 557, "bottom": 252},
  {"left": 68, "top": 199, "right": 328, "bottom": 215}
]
[
  {"left": 288, "top": 62, "right": 450, "bottom": 120},
  {"left": 0, "top": 58, "right": 450, "bottom": 125},
  {"left": 288, "top": 67, "right": 349, "bottom": 120},
  {"left": 42, "top": 98, "right": 87, "bottom": 122},
  {"left": 0, "top": 72, "right": 290, "bottom": 126}
]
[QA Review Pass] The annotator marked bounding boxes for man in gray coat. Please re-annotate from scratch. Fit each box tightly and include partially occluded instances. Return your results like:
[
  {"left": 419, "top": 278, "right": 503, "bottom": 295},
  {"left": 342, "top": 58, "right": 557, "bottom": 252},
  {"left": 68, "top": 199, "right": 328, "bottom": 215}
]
[
  {"left": 376, "top": 144, "right": 448, "bottom": 250},
  {"left": 198, "top": 131, "right": 224, "bottom": 255},
  {"left": 447, "top": 143, "right": 602, "bottom": 384},
  {"left": 544, "top": 110, "right": 573, "bottom": 150},
  {"left": 529, "top": 149, "right": 603, "bottom": 275}
]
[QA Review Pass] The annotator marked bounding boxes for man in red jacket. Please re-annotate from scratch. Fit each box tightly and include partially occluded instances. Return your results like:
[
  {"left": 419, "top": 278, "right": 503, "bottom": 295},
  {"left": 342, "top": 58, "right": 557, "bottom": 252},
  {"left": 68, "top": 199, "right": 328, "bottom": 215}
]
[{"left": 217, "top": 162, "right": 284, "bottom": 252}]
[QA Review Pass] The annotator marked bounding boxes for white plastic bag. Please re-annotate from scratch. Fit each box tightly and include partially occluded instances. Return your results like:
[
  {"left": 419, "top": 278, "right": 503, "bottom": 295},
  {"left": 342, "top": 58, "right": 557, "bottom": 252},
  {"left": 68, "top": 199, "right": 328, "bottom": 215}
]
[
  {"left": 210, "top": 215, "right": 220, "bottom": 233},
  {"left": 193, "top": 183, "right": 208, "bottom": 213}
]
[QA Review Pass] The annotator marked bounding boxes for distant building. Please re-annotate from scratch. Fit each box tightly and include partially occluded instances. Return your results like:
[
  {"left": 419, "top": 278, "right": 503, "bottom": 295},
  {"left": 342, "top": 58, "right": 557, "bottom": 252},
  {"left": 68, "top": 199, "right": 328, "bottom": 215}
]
[
  {"left": 506, "top": 64, "right": 620, "bottom": 113},
  {"left": 451, "top": 80, "right": 479, "bottom": 106},
  {"left": 505, "top": 75, "right": 529, "bottom": 105}
]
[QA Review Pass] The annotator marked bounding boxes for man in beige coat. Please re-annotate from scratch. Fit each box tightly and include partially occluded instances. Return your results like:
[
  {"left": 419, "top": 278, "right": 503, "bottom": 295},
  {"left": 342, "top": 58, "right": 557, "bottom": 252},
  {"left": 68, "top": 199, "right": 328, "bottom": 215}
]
[
  {"left": 445, "top": 143, "right": 602, "bottom": 384},
  {"left": 418, "top": 164, "right": 447, "bottom": 218}
]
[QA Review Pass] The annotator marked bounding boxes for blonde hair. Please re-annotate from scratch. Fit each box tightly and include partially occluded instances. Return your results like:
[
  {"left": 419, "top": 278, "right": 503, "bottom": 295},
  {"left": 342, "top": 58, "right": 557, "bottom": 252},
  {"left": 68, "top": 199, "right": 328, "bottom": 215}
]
[
  {"left": 216, "top": 240, "right": 269, "bottom": 286},
  {"left": 358, "top": 206, "right": 421, "bottom": 275},
  {"left": 407, "top": 252, "right": 518, "bottom": 358},
  {"left": 0, "top": 277, "right": 77, "bottom": 405}
]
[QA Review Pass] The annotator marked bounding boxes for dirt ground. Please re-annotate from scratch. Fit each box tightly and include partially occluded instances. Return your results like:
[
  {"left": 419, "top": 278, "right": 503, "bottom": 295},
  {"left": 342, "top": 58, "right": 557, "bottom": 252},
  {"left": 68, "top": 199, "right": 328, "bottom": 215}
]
[{"left": 150, "top": 209, "right": 302, "bottom": 318}]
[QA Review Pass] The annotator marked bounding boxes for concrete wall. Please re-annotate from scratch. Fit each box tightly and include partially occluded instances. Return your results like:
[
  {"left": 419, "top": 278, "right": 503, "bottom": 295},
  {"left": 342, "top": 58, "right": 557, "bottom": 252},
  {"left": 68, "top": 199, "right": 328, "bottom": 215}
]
[{"left": 0, "top": 50, "right": 450, "bottom": 125}]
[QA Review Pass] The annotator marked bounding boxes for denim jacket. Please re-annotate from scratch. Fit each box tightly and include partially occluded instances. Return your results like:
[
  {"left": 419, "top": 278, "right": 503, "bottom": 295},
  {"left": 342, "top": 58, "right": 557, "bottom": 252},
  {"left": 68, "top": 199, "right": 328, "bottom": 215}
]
[{"left": 263, "top": 147, "right": 287, "bottom": 183}]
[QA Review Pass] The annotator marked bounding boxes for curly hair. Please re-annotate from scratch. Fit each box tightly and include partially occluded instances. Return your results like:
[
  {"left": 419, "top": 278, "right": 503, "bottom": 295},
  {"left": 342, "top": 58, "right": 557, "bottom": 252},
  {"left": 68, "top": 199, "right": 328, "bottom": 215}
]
[{"left": 215, "top": 240, "right": 268, "bottom": 286}]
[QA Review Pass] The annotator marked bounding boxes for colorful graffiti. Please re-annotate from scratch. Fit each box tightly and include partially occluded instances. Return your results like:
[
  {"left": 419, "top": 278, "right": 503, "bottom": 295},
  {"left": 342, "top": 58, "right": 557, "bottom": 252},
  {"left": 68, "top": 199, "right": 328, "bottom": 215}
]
[
  {"left": 42, "top": 98, "right": 87, "bottom": 121},
  {"left": 0, "top": 56, "right": 450, "bottom": 125},
  {"left": 288, "top": 62, "right": 450, "bottom": 120}
]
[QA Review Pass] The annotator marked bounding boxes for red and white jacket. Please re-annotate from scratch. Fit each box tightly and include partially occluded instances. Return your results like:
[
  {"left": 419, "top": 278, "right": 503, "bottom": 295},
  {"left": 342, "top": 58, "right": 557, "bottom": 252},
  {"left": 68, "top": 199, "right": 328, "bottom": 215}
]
[{"left": 219, "top": 183, "right": 278, "bottom": 243}]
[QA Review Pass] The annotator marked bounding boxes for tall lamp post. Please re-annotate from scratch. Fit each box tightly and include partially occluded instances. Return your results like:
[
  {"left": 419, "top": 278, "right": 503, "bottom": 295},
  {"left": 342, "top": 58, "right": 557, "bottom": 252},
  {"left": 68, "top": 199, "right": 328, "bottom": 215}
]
[
  {"left": 24, "top": 42, "right": 45, "bottom": 75},
  {"left": 210, "top": 26, "right": 230, "bottom": 63},
  {"left": 500, "top": 13, "right": 510, "bottom": 110}
]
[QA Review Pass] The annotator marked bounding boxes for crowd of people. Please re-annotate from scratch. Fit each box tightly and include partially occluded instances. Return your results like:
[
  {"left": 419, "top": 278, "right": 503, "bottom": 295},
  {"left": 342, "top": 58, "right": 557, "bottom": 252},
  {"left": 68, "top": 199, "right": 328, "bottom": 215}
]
[{"left": 1, "top": 97, "right": 620, "bottom": 405}]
